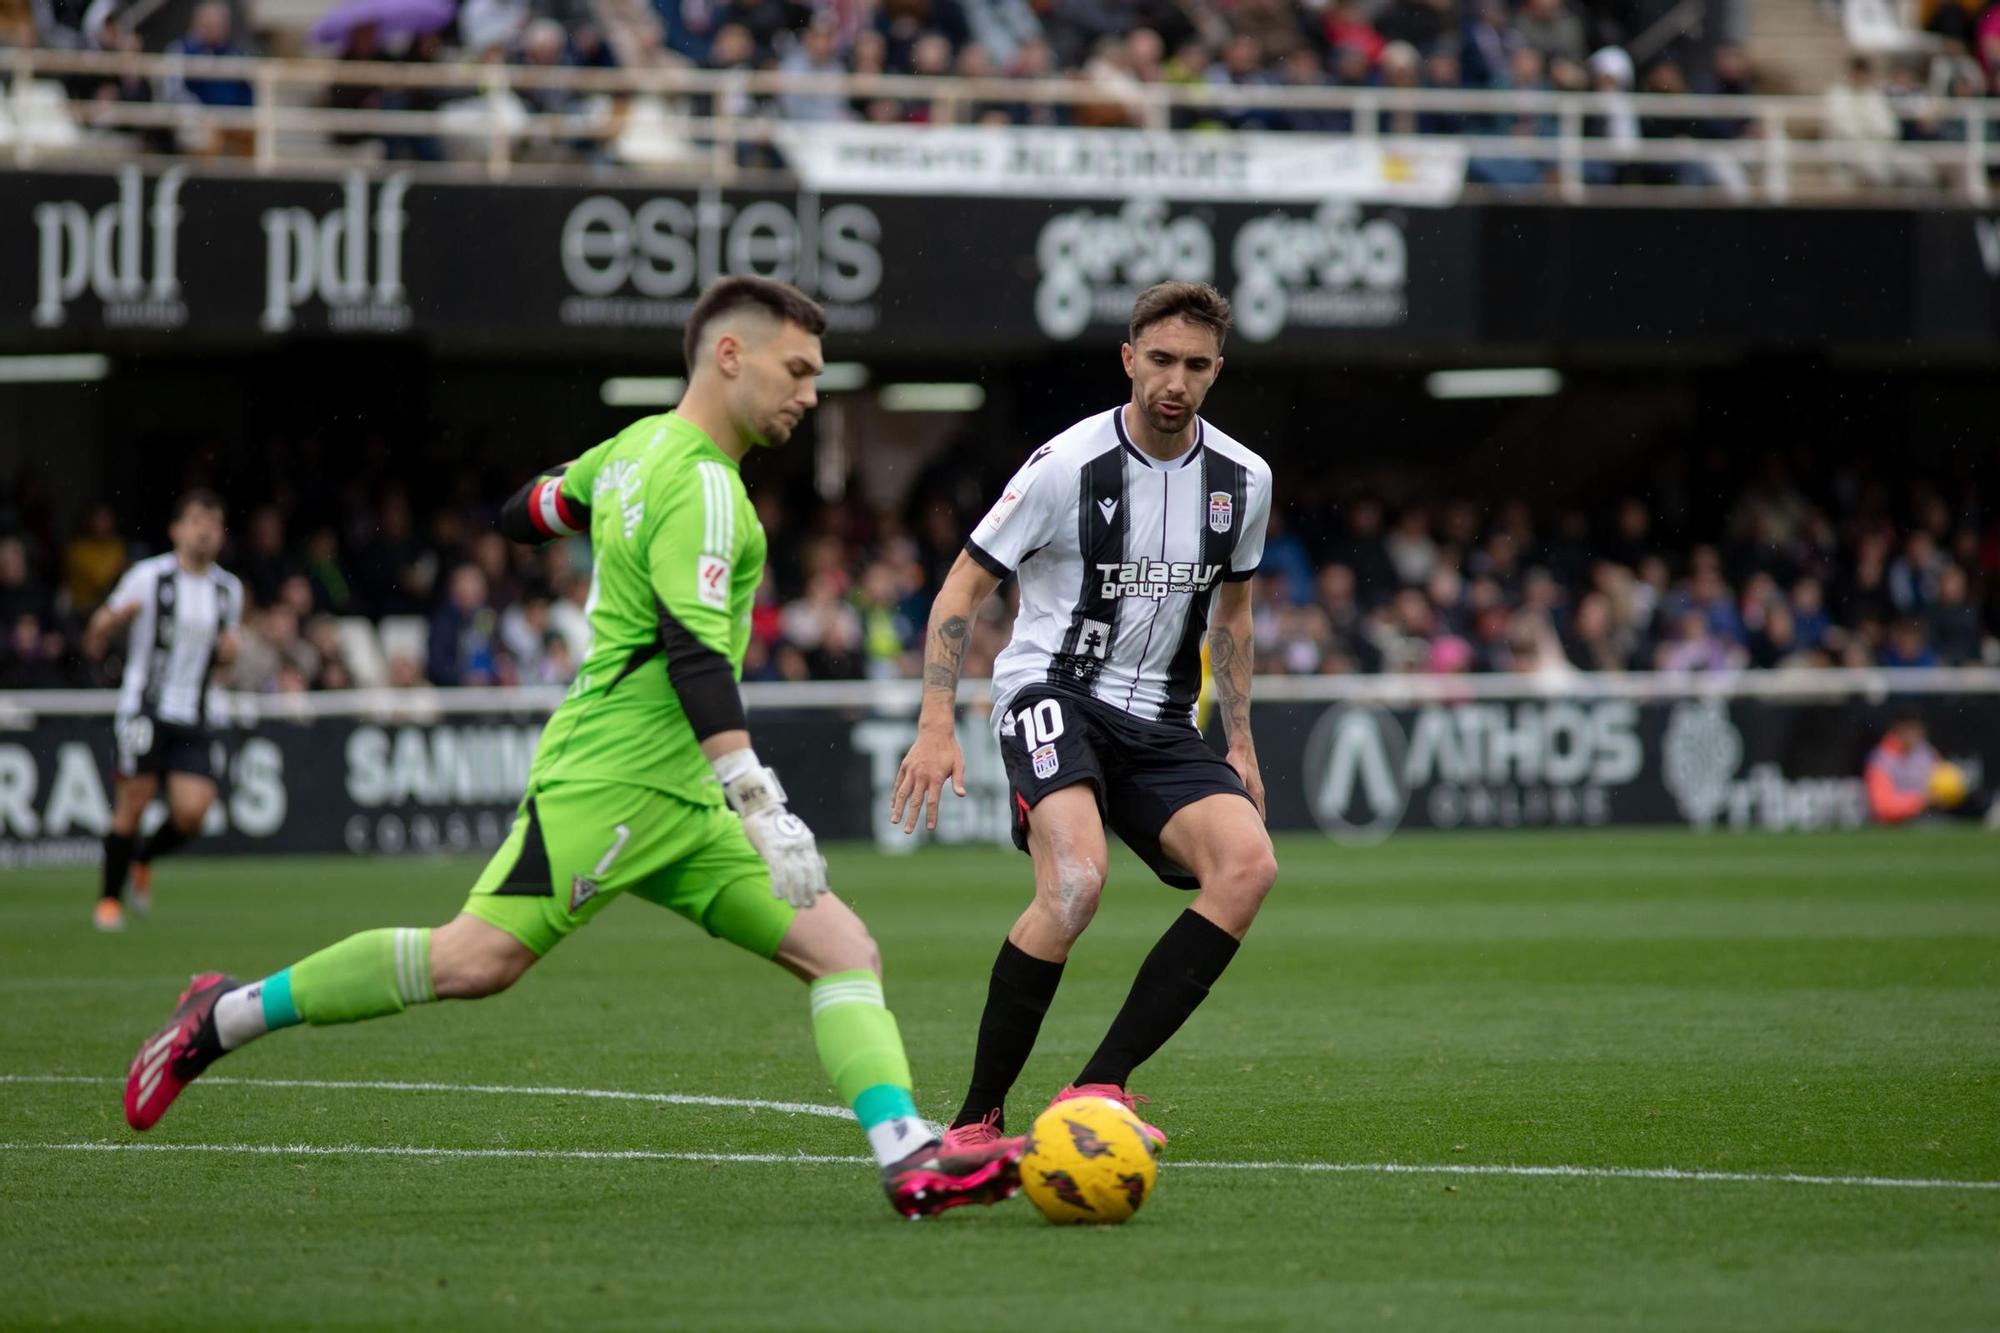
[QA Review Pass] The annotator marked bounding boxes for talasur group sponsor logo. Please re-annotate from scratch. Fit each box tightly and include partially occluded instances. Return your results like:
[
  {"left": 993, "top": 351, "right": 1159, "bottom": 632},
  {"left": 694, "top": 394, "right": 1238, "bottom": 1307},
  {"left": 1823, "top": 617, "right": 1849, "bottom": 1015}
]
[
  {"left": 32, "top": 165, "right": 188, "bottom": 330},
  {"left": 261, "top": 171, "right": 412, "bottom": 333},
  {"left": 1302, "top": 700, "right": 1642, "bottom": 842},
  {"left": 557, "top": 187, "right": 883, "bottom": 332},
  {"left": 1095, "top": 558, "right": 1224, "bottom": 600}
]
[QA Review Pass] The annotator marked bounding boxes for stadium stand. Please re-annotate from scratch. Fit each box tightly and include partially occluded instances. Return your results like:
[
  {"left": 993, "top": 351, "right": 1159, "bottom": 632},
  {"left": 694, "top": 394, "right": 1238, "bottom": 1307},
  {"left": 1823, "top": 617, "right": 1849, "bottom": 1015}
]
[
  {"left": 3, "top": 441, "right": 1995, "bottom": 692},
  {"left": 0, "top": 0, "right": 1992, "bottom": 195}
]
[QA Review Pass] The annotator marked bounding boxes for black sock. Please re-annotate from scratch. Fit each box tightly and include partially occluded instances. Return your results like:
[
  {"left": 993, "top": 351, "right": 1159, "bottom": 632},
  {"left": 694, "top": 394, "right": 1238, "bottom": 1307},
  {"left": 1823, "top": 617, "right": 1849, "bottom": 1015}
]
[
  {"left": 1076, "top": 909, "right": 1241, "bottom": 1090},
  {"left": 952, "top": 939, "right": 1066, "bottom": 1130},
  {"left": 100, "top": 833, "right": 136, "bottom": 902},
  {"left": 138, "top": 821, "right": 194, "bottom": 865}
]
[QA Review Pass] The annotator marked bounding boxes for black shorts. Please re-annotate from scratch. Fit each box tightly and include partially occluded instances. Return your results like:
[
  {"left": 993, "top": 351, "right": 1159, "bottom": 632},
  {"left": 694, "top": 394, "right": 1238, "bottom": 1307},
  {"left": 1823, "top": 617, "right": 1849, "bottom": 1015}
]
[
  {"left": 115, "top": 715, "right": 216, "bottom": 782},
  {"left": 998, "top": 686, "right": 1249, "bottom": 890}
]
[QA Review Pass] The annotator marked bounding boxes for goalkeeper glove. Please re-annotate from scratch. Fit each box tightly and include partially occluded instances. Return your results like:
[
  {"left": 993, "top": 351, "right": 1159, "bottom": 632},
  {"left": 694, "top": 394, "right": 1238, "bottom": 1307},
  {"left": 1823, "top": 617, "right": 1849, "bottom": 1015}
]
[{"left": 712, "top": 749, "right": 828, "bottom": 909}]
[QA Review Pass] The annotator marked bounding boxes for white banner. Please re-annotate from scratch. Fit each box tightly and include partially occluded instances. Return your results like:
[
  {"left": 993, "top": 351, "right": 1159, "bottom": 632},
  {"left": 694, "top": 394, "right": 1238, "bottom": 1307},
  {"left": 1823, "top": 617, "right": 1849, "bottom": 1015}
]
[{"left": 774, "top": 125, "right": 1467, "bottom": 206}]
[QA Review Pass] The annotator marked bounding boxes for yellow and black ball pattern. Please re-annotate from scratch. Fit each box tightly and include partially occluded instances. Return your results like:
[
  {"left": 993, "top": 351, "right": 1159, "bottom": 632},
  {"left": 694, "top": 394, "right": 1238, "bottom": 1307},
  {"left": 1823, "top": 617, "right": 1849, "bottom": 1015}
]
[{"left": 1019, "top": 1096, "right": 1159, "bottom": 1225}]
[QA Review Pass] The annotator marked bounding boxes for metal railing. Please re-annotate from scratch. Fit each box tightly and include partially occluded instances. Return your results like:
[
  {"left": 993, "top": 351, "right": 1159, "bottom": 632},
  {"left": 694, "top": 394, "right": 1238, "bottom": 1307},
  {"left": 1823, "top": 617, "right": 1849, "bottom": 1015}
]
[{"left": 5, "top": 46, "right": 1997, "bottom": 202}]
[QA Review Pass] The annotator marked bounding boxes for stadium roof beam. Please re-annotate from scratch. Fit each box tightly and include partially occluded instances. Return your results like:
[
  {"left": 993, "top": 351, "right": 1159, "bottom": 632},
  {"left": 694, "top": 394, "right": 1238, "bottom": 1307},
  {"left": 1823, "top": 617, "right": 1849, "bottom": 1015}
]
[
  {"left": 0, "top": 354, "right": 111, "bottom": 384},
  {"left": 600, "top": 377, "right": 686, "bottom": 407},
  {"left": 879, "top": 383, "right": 985, "bottom": 413},
  {"left": 1425, "top": 368, "right": 1562, "bottom": 400},
  {"left": 817, "top": 363, "right": 870, "bottom": 393}
]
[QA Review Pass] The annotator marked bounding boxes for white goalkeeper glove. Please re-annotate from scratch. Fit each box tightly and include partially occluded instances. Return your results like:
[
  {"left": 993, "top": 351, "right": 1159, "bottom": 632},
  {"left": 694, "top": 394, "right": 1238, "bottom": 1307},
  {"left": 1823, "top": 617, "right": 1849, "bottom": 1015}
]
[{"left": 713, "top": 748, "right": 828, "bottom": 909}]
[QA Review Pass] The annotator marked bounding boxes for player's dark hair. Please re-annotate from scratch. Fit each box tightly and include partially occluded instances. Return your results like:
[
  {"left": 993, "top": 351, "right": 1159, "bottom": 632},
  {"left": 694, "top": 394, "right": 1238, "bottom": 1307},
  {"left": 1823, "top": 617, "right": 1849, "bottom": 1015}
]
[
  {"left": 1128, "top": 281, "right": 1232, "bottom": 350},
  {"left": 683, "top": 276, "right": 828, "bottom": 370},
  {"left": 171, "top": 488, "right": 224, "bottom": 523}
]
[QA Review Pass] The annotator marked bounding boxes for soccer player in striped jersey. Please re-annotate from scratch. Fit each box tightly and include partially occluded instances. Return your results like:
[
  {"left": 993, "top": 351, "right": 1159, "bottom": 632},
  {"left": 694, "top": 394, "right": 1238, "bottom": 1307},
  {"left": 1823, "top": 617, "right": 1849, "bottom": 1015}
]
[
  {"left": 893, "top": 281, "right": 1280, "bottom": 1150},
  {"left": 120, "top": 277, "right": 1024, "bottom": 1218},
  {"left": 82, "top": 490, "right": 244, "bottom": 932}
]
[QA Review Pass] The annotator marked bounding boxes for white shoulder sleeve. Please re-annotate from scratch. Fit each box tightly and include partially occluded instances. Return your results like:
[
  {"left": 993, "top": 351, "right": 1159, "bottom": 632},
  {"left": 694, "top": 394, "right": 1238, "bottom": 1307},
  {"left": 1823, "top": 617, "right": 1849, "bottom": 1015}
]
[
  {"left": 106, "top": 559, "right": 154, "bottom": 612},
  {"left": 966, "top": 444, "right": 1066, "bottom": 575},
  {"left": 1228, "top": 459, "right": 1274, "bottom": 579}
]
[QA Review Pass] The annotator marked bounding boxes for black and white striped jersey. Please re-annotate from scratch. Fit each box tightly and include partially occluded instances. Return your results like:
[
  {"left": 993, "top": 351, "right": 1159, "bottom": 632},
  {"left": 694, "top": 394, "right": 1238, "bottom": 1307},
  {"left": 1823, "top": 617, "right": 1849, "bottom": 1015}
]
[
  {"left": 106, "top": 553, "right": 245, "bottom": 727},
  {"left": 966, "top": 406, "right": 1272, "bottom": 729}
]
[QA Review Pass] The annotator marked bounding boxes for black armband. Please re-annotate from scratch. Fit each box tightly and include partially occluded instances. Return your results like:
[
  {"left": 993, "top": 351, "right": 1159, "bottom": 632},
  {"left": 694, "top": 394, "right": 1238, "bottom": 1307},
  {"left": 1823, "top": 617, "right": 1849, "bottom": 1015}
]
[{"left": 657, "top": 598, "right": 748, "bottom": 741}]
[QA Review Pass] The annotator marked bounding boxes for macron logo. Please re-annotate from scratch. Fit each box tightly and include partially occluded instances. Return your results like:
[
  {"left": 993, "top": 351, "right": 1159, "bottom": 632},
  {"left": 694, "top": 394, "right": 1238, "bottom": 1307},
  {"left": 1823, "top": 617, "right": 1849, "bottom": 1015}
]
[{"left": 1097, "top": 498, "right": 1119, "bottom": 525}]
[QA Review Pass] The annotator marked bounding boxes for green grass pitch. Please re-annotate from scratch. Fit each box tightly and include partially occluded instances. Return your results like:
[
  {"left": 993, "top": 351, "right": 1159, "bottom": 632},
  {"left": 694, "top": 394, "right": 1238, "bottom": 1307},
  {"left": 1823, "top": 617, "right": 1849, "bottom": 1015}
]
[{"left": 2, "top": 829, "right": 1996, "bottom": 1331}]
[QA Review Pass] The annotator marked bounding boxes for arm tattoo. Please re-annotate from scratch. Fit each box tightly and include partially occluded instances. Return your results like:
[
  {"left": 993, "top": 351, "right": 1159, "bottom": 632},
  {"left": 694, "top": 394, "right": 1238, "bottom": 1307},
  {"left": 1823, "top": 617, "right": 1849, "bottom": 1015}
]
[
  {"left": 1209, "top": 624, "right": 1254, "bottom": 746},
  {"left": 924, "top": 615, "right": 970, "bottom": 695}
]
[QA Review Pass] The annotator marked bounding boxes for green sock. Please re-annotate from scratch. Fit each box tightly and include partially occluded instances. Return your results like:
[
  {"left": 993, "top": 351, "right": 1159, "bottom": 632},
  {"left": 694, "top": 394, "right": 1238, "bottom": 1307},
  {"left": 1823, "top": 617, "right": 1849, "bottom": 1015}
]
[
  {"left": 809, "top": 970, "right": 931, "bottom": 1166},
  {"left": 290, "top": 927, "right": 437, "bottom": 1025}
]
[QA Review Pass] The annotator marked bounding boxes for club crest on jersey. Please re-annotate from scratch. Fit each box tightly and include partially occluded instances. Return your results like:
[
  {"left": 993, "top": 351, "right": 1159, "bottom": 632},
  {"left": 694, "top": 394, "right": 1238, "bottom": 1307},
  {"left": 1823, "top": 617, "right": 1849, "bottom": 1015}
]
[
  {"left": 1209, "top": 491, "right": 1234, "bottom": 533},
  {"left": 1032, "top": 743, "right": 1060, "bottom": 780},
  {"left": 570, "top": 875, "right": 600, "bottom": 912},
  {"left": 1096, "top": 559, "right": 1223, "bottom": 600}
]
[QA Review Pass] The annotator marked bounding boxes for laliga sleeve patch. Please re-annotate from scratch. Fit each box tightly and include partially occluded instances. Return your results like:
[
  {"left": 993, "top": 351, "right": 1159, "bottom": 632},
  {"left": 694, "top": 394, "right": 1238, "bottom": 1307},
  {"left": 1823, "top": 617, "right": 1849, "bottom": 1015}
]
[
  {"left": 696, "top": 555, "right": 731, "bottom": 609},
  {"left": 983, "top": 487, "right": 1025, "bottom": 532}
]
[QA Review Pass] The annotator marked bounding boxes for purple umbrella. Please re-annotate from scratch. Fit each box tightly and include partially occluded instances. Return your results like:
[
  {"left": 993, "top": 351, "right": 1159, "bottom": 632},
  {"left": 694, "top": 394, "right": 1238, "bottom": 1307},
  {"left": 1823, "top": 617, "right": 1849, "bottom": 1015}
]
[{"left": 311, "top": 0, "right": 455, "bottom": 45}]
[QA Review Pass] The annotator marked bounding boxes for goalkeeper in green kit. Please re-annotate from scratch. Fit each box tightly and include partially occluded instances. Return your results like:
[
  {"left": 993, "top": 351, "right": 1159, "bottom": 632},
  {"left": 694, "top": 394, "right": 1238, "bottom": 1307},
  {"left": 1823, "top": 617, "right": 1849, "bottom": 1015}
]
[{"left": 120, "top": 277, "right": 1026, "bottom": 1218}]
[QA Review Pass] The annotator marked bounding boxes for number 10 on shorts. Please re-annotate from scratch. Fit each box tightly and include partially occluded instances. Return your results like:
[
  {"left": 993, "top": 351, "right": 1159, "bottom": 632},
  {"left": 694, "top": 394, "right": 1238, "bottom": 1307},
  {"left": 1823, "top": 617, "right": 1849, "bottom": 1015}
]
[{"left": 1014, "top": 699, "right": 1064, "bottom": 780}]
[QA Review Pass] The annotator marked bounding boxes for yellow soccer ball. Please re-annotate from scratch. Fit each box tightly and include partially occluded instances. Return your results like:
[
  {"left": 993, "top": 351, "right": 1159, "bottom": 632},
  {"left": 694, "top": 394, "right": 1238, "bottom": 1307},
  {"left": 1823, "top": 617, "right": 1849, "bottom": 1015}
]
[
  {"left": 1020, "top": 1096, "right": 1159, "bottom": 1225},
  {"left": 1928, "top": 762, "right": 1968, "bottom": 809}
]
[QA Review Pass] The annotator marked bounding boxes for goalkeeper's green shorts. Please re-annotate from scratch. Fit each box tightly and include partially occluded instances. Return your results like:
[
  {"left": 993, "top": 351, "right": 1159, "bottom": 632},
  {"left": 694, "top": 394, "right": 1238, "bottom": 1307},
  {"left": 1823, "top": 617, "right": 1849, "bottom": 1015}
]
[{"left": 462, "top": 780, "right": 793, "bottom": 959}]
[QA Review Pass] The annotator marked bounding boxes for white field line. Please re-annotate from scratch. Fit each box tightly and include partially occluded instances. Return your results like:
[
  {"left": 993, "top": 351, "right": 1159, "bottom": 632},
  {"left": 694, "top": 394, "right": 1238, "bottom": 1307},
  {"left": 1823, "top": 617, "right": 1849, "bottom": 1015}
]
[
  {"left": 0, "top": 1073, "right": 855, "bottom": 1120},
  {"left": 5, "top": 1073, "right": 1998, "bottom": 1191},
  {"left": 0, "top": 978, "right": 197, "bottom": 991},
  {"left": 0, "top": 1140, "right": 1993, "bottom": 1191},
  {"left": 0, "top": 1141, "right": 862, "bottom": 1165}
]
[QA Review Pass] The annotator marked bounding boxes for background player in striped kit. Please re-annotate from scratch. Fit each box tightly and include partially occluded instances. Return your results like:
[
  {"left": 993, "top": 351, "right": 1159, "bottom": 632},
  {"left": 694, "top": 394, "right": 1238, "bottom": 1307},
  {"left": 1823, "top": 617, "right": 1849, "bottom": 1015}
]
[
  {"left": 892, "top": 281, "right": 1280, "bottom": 1149},
  {"left": 82, "top": 490, "right": 243, "bottom": 932}
]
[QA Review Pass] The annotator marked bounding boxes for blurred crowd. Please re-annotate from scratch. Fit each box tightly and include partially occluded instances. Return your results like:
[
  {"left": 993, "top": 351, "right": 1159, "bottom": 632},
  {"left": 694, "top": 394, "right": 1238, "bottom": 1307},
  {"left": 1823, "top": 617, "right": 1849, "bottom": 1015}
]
[
  {"left": 6, "top": 0, "right": 1999, "bottom": 180},
  {"left": 4, "top": 449, "right": 1996, "bottom": 695},
  {"left": 1243, "top": 472, "right": 1999, "bottom": 682}
]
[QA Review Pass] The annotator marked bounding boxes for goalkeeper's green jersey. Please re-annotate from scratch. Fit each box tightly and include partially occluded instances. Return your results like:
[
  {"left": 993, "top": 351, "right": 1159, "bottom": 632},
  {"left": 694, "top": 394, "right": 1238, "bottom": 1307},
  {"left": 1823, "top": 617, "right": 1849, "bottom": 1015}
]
[{"left": 528, "top": 413, "right": 764, "bottom": 806}]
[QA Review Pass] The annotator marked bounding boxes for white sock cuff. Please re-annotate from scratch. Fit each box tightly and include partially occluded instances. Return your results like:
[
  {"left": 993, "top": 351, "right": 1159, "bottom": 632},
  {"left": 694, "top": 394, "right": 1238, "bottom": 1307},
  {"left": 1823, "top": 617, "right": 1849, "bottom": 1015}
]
[
  {"left": 867, "top": 1116, "right": 933, "bottom": 1168},
  {"left": 394, "top": 928, "right": 435, "bottom": 1005},
  {"left": 212, "top": 983, "right": 266, "bottom": 1052},
  {"left": 808, "top": 975, "right": 885, "bottom": 1016}
]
